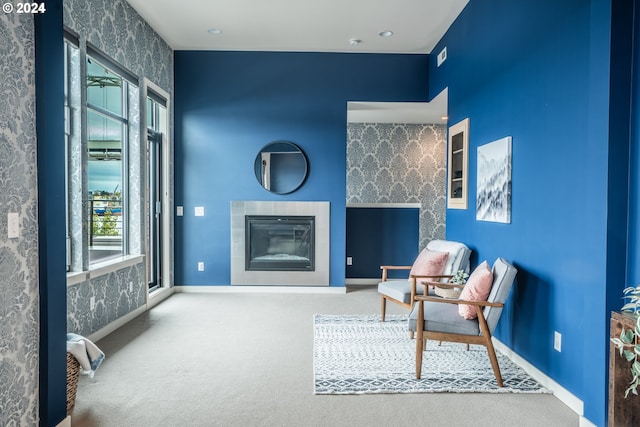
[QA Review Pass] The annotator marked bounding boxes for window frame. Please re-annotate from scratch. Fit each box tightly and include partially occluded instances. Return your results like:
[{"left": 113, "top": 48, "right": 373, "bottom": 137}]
[{"left": 86, "top": 54, "right": 131, "bottom": 264}]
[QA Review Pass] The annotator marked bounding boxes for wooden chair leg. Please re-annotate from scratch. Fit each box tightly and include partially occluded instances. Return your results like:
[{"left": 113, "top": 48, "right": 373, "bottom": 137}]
[
  {"left": 415, "top": 300, "right": 425, "bottom": 379},
  {"left": 409, "top": 331, "right": 414, "bottom": 339},
  {"left": 381, "top": 296, "right": 386, "bottom": 322},
  {"left": 485, "top": 340, "right": 503, "bottom": 387},
  {"left": 415, "top": 334, "right": 423, "bottom": 379}
]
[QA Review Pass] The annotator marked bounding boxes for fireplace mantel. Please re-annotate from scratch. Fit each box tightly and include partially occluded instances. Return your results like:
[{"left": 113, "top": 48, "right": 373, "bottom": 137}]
[{"left": 230, "top": 201, "right": 330, "bottom": 286}]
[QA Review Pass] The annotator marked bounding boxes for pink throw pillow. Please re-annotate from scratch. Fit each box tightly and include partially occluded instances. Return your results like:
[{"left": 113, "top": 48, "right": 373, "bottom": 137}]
[
  {"left": 458, "top": 261, "right": 493, "bottom": 319},
  {"left": 409, "top": 249, "right": 448, "bottom": 284}
]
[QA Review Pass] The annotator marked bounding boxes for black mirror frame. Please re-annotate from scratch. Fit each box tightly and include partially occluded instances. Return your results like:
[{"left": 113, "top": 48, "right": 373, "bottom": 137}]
[{"left": 254, "top": 140, "right": 308, "bottom": 195}]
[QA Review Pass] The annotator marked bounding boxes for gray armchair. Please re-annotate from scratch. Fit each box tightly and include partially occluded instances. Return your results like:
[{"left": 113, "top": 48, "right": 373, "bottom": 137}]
[
  {"left": 408, "top": 257, "right": 517, "bottom": 386},
  {"left": 378, "top": 240, "right": 471, "bottom": 322}
]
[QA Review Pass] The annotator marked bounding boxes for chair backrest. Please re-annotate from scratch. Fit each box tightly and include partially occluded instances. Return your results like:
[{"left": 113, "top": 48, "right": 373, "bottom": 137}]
[
  {"left": 483, "top": 257, "right": 517, "bottom": 333},
  {"left": 425, "top": 240, "right": 472, "bottom": 279}
]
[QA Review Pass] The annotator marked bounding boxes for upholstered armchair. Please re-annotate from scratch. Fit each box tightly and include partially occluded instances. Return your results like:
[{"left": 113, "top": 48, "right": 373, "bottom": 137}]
[
  {"left": 408, "top": 257, "right": 517, "bottom": 386},
  {"left": 377, "top": 240, "right": 471, "bottom": 322}
]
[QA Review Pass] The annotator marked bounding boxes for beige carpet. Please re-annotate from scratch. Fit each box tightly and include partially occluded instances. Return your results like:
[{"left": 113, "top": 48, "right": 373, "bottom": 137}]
[{"left": 70, "top": 287, "right": 578, "bottom": 427}]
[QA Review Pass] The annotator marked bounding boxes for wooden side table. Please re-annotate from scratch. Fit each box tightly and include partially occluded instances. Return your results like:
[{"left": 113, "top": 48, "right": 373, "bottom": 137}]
[{"left": 609, "top": 311, "right": 640, "bottom": 426}]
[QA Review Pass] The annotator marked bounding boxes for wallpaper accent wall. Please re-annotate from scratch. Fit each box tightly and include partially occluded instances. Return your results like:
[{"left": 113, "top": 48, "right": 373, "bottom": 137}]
[
  {"left": 64, "top": 0, "right": 174, "bottom": 336},
  {"left": 64, "top": 0, "right": 173, "bottom": 94},
  {"left": 347, "top": 123, "right": 447, "bottom": 249},
  {"left": 67, "top": 263, "right": 146, "bottom": 337},
  {"left": 0, "top": 13, "right": 39, "bottom": 427}
]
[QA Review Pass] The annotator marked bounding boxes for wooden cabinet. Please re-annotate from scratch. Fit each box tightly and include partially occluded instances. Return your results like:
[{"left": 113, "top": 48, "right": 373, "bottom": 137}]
[
  {"left": 447, "top": 118, "right": 469, "bottom": 209},
  {"left": 609, "top": 311, "right": 640, "bottom": 426}
]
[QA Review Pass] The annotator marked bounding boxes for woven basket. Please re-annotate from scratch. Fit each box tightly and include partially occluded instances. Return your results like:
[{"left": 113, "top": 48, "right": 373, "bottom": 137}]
[
  {"left": 434, "top": 285, "right": 463, "bottom": 299},
  {"left": 66, "top": 352, "right": 80, "bottom": 412}
]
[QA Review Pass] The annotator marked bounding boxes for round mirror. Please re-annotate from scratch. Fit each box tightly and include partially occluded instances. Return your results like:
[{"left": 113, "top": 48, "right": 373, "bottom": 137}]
[{"left": 254, "top": 141, "right": 308, "bottom": 194}]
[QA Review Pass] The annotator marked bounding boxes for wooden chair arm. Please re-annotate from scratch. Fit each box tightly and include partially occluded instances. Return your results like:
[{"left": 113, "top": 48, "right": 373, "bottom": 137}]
[
  {"left": 380, "top": 265, "right": 412, "bottom": 282},
  {"left": 414, "top": 295, "right": 504, "bottom": 308},
  {"left": 409, "top": 274, "right": 453, "bottom": 280},
  {"left": 409, "top": 275, "right": 454, "bottom": 291}
]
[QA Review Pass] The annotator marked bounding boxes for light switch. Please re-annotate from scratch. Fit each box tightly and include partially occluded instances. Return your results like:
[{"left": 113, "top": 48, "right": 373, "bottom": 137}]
[
  {"left": 195, "top": 206, "right": 205, "bottom": 217},
  {"left": 8, "top": 213, "right": 19, "bottom": 239},
  {"left": 176, "top": 206, "right": 184, "bottom": 216}
]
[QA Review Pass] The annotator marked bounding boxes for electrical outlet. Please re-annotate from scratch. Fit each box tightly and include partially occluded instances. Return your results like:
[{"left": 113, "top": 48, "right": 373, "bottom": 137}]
[
  {"left": 554, "top": 331, "right": 562, "bottom": 352},
  {"left": 90, "top": 297, "right": 95, "bottom": 311},
  {"left": 129, "top": 281, "right": 133, "bottom": 292},
  {"left": 176, "top": 206, "right": 184, "bottom": 216},
  {"left": 346, "top": 256, "right": 353, "bottom": 266},
  {"left": 198, "top": 262, "right": 205, "bottom": 271},
  {"left": 195, "top": 206, "right": 205, "bottom": 217}
]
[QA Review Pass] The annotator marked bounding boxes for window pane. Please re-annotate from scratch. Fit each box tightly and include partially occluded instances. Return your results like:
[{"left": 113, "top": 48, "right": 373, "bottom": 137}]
[
  {"left": 87, "top": 109, "right": 124, "bottom": 263},
  {"left": 87, "top": 57, "right": 123, "bottom": 116},
  {"left": 146, "top": 97, "right": 153, "bottom": 128},
  {"left": 87, "top": 109, "right": 122, "bottom": 160}
]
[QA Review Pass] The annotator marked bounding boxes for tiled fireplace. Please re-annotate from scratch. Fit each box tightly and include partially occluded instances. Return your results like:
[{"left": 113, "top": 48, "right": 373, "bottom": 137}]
[{"left": 231, "top": 201, "right": 330, "bottom": 286}]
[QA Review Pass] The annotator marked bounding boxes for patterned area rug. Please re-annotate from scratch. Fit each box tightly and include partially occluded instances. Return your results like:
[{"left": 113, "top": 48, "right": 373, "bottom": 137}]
[{"left": 313, "top": 314, "right": 548, "bottom": 395}]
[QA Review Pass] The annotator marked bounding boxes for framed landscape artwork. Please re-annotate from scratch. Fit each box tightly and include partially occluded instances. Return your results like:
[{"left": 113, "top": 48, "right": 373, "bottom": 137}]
[{"left": 476, "top": 136, "right": 512, "bottom": 223}]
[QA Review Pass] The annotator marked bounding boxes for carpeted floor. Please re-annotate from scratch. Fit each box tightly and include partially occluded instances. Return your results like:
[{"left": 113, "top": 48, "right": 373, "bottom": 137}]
[
  {"left": 70, "top": 287, "right": 578, "bottom": 427},
  {"left": 313, "top": 314, "right": 548, "bottom": 394}
]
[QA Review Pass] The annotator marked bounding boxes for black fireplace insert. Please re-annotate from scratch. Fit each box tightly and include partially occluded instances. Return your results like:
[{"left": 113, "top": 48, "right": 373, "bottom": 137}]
[{"left": 245, "top": 215, "right": 315, "bottom": 271}]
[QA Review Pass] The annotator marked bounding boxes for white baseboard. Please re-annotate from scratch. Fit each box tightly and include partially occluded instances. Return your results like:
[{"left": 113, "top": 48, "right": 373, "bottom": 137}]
[
  {"left": 56, "top": 415, "right": 71, "bottom": 427},
  {"left": 493, "top": 338, "right": 584, "bottom": 418},
  {"left": 174, "top": 285, "right": 347, "bottom": 294},
  {"left": 345, "top": 278, "right": 379, "bottom": 285},
  {"left": 88, "top": 305, "right": 147, "bottom": 343}
]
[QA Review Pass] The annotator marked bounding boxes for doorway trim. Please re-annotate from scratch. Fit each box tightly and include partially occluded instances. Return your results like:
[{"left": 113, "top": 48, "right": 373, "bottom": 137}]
[{"left": 142, "top": 78, "right": 173, "bottom": 308}]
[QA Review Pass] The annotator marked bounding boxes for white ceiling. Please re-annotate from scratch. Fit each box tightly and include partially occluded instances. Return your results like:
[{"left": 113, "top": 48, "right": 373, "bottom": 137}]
[
  {"left": 125, "top": 0, "right": 468, "bottom": 53},
  {"left": 125, "top": 0, "right": 467, "bottom": 123}
]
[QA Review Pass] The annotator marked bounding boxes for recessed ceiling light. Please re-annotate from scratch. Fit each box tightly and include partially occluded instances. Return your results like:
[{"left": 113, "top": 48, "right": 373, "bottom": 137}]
[
  {"left": 208, "top": 28, "right": 222, "bottom": 35},
  {"left": 379, "top": 31, "right": 394, "bottom": 37},
  {"left": 349, "top": 39, "right": 362, "bottom": 46}
]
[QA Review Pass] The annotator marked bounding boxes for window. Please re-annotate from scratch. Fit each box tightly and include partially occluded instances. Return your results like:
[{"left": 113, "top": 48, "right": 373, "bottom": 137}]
[
  {"left": 64, "top": 41, "right": 141, "bottom": 270},
  {"left": 86, "top": 56, "right": 130, "bottom": 263},
  {"left": 64, "top": 34, "right": 81, "bottom": 272},
  {"left": 146, "top": 90, "right": 168, "bottom": 290}
]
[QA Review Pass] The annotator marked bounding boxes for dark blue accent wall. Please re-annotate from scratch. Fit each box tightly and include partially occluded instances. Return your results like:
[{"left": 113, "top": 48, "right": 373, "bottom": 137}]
[
  {"left": 346, "top": 207, "right": 419, "bottom": 279},
  {"left": 174, "top": 51, "right": 429, "bottom": 286},
  {"left": 431, "top": 0, "right": 631, "bottom": 425},
  {"left": 35, "top": 0, "right": 68, "bottom": 425},
  {"left": 627, "top": 2, "right": 640, "bottom": 287}
]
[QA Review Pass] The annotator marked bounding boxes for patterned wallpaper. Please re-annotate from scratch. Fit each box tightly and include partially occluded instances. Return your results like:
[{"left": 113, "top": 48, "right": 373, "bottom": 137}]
[
  {"left": 347, "top": 123, "right": 447, "bottom": 249},
  {"left": 64, "top": 0, "right": 174, "bottom": 335},
  {"left": 67, "top": 263, "right": 146, "bottom": 337},
  {"left": 0, "top": 12, "right": 39, "bottom": 427},
  {"left": 64, "top": 0, "right": 173, "bottom": 94}
]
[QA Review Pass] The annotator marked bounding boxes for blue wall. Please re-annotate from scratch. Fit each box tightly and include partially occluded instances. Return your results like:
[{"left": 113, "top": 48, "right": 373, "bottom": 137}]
[
  {"left": 346, "top": 207, "right": 420, "bottom": 279},
  {"left": 628, "top": 2, "right": 640, "bottom": 287},
  {"left": 35, "top": 1, "right": 68, "bottom": 425},
  {"left": 431, "top": 0, "right": 631, "bottom": 425},
  {"left": 174, "top": 52, "right": 429, "bottom": 286}
]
